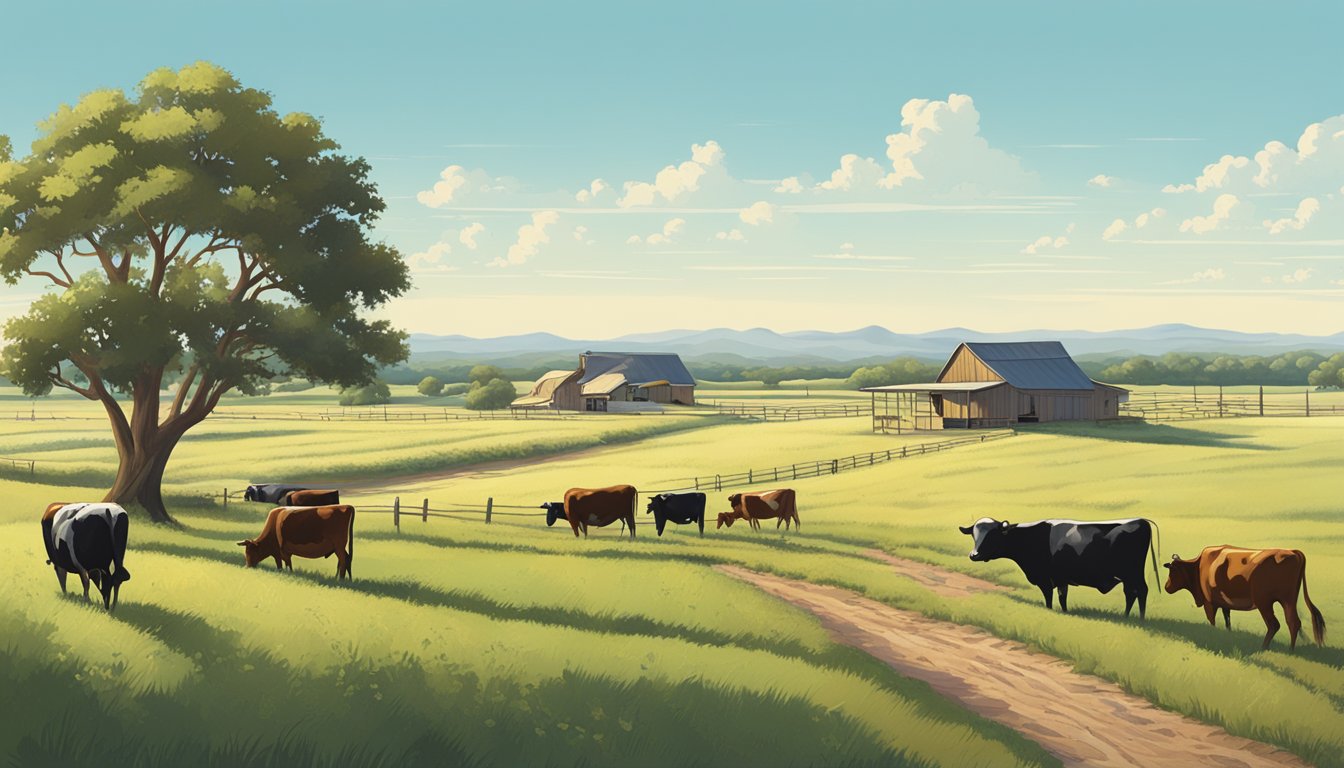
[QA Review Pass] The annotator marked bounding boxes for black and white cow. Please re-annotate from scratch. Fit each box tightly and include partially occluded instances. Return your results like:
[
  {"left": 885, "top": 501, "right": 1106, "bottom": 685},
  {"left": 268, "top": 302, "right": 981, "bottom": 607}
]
[
  {"left": 645, "top": 492, "right": 706, "bottom": 536},
  {"left": 41, "top": 502, "right": 131, "bottom": 611},
  {"left": 958, "top": 517, "right": 1158, "bottom": 617},
  {"left": 244, "top": 483, "right": 309, "bottom": 504}
]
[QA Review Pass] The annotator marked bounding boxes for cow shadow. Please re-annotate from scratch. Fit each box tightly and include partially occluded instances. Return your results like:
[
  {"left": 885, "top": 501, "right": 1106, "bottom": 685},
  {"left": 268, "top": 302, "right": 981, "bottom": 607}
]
[{"left": 1031, "top": 421, "right": 1277, "bottom": 450}]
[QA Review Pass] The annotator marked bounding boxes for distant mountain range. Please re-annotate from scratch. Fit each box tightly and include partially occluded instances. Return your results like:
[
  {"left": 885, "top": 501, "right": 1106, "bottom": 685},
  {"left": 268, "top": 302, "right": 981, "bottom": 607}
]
[{"left": 407, "top": 324, "right": 1344, "bottom": 367}]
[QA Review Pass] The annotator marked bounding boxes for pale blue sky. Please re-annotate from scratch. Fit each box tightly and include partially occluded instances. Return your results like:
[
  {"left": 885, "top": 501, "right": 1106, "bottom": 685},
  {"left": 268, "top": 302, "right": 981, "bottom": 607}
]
[{"left": 3, "top": 1, "right": 1342, "bottom": 336}]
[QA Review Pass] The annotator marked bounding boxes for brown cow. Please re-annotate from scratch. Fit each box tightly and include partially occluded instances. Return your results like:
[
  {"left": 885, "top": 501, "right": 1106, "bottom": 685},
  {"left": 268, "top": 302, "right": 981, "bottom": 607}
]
[
  {"left": 285, "top": 489, "right": 340, "bottom": 506},
  {"left": 719, "top": 489, "right": 800, "bottom": 531},
  {"left": 548, "top": 485, "right": 637, "bottom": 538},
  {"left": 237, "top": 505, "right": 356, "bottom": 579},
  {"left": 1164, "top": 546, "right": 1325, "bottom": 650}
]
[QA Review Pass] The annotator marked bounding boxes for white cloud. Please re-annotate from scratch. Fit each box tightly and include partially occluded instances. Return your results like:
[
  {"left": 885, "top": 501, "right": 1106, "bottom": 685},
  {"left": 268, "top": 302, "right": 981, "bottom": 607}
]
[
  {"left": 774, "top": 177, "right": 804, "bottom": 194},
  {"left": 1281, "top": 267, "right": 1314, "bottom": 284},
  {"left": 1264, "top": 197, "right": 1320, "bottom": 234},
  {"left": 1160, "top": 267, "right": 1226, "bottom": 285},
  {"left": 1161, "top": 115, "right": 1344, "bottom": 198},
  {"left": 1102, "top": 218, "right": 1128, "bottom": 241},
  {"left": 739, "top": 200, "right": 776, "bottom": 226},
  {"left": 1134, "top": 208, "right": 1166, "bottom": 228},
  {"left": 1168, "top": 154, "right": 1251, "bottom": 194},
  {"left": 575, "top": 179, "right": 610, "bottom": 203},
  {"left": 408, "top": 241, "right": 453, "bottom": 271},
  {"left": 618, "top": 140, "right": 728, "bottom": 208},
  {"left": 715, "top": 228, "right": 746, "bottom": 241},
  {"left": 878, "top": 93, "right": 1031, "bottom": 193},
  {"left": 417, "top": 165, "right": 517, "bottom": 208},
  {"left": 572, "top": 225, "right": 592, "bottom": 244},
  {"left": 491, "top": 211, "right": 559, "bottom": 267},
  {"left": 1179, "top": 194, "right": 1239, "bottom": 234},
  {"left": 458, "top": 222, "right": 484, "bottom": 250},
  {"left": 818, "top": 154, "right": 887, "bottom": 191},
  {"left": 1022, "top": 229, "right": 1070, "bottom": 254},
  {"left": 1104, "top": 207, "right": 1166, "bottom": 240},
  {"left": 628, "top": 218, "right": 687, "bottom": 245},
  {"left": 840, "top": 242, "right": 855, "bottom": 251},
  {"left": 1087, "top": 174, "right": 1113, "bottom": 188}
]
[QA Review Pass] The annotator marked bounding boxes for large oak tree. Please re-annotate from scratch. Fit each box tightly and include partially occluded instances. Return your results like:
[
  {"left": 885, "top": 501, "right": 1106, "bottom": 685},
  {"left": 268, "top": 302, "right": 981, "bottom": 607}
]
[{"left": 0, "top": 63, "right": 410, "bottom": 523}]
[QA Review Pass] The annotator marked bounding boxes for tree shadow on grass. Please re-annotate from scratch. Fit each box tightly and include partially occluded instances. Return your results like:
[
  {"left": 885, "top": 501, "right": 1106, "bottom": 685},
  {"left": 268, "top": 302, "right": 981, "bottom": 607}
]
[{"left": 1028, "top": 421, "right": 1278, "bottom": 450}]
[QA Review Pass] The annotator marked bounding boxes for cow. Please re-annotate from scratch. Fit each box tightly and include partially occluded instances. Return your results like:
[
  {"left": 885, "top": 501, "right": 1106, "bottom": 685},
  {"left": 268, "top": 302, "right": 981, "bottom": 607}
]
[
  {"left": 41, "top": 502, "right": 131, "bottom": 611},
  {"left": 959, "top": 517, "right": 1158, "bottom": 617},
  {"left": 545, "top": 485, "right": 637, "bottom": 538},
  {"left": 237, "top": 505, "right": 355, "bottom": 579},
  {"left": 1164, "top": 546, "right": 1325, "bottom": 650},
  {"left": 646, "top": 492, "right": 706, "bottom": 536},
  {"left": 243, "top": 483, "right": 309, "bottom": 504},
  {"left": 719, "top": 490, "right": 800, "bottom": 531},
  {"left": 285, "top": 489, "right": 340, "bottom": 506}
]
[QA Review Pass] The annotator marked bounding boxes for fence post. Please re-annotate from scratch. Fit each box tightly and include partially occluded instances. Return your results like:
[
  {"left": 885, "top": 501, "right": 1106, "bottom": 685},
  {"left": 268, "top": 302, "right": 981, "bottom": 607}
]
[
  {"left": 422, "top": 498, "right": 429, "bottom": 523},
  {"left": 1259, "top": 386, "right": 1264, "bottom": 417},
  {"left": 773, "top": 467, "right": 778, "bottom": 482},
  {"left": 393, "top": 496, "right": 400, "bottom": 532},
  {"left": 715, "top": 474, "right": 722, "bottom": 492},
  {"left": 748, "top": 469, "right": 753, "bottom": 484},
  {"left": 1305, "top": 389, "right": 1310, "bottom": 417},
  {"left": 486, "top": 497, "right": 493, "bottom": 523},
  {"left": 695, "top": 477, "right": 700, "bottom": 491},
  {"left": 223, "top": 488, "right": 228, "bottom": 509},
  {"left": 901, "top": 446, "right": 907, "bottom": 458},
  {"left": 831, "top": 459, "right": 838, "bottom": 475}
]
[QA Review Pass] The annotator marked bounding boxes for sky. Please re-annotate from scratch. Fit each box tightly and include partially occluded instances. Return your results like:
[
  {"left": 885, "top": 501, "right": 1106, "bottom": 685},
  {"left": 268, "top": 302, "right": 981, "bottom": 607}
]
[{"left": 2, "top": 1, "right": 1343, "bottom": 338}]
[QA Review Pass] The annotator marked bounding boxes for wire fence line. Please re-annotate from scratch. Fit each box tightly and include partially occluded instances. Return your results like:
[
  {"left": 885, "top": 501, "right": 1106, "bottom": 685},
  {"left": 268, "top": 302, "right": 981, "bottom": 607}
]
[
  {"left": 708, "top": 402, "right": 872, "bottom": 421},
  {"left": 1119, "top": 388, "right": 1344, "bottom": 421},
  {"left": 0, "top": 455, "right": 36, "bottom": 476}
]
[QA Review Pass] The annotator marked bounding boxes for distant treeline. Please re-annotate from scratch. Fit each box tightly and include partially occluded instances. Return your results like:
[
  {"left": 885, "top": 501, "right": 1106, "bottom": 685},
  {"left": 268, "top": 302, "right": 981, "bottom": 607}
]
[{"left": 1086, "top": 351, "right": 1341, "bottom": 387}]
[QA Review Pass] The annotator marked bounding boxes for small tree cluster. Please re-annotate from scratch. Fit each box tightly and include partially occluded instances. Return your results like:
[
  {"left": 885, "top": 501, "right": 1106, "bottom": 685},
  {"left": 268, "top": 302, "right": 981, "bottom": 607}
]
[
  {"left": 463, "top": 365, "right": 517, "bottom": 410},
  {"left": 1307, "top": 353, "right": 1344, "bottom": 389},
  {"left": 417, "top": 375, "right": 444, "bottom": 396},
  {"left": 339, "top": 380, "right": 391, "bottom": 406}
]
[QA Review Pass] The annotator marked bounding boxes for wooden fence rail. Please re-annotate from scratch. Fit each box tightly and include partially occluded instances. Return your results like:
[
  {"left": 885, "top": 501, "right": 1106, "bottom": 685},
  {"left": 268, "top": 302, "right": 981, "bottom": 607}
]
[{"left": 0, "top": 456, "right": 37, "bottom": 476}]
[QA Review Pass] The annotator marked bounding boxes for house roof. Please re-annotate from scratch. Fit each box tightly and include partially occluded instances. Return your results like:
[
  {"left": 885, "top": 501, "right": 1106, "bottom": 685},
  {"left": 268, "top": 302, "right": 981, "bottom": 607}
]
[
  {"left": 579, "top": 353, "right": 696, "bottom": 387},
  {"left": 580, "top": 372, "right": 628, "bottom": 396},
  {"left": 511, "top": 369, "right": 580, "bottom": 406},
  {"left": 947, "top": 341, "right": 1097, "bottom": 391}
]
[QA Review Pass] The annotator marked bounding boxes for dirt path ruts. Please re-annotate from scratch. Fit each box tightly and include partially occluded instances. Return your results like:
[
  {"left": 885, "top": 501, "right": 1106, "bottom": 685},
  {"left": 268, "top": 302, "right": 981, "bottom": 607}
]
[
  {"left": 718, "top": 565, "right": 1310, "bottom": 768},
  {"left": 861, "top": 549, "right": 1012, "bottom": 597}
]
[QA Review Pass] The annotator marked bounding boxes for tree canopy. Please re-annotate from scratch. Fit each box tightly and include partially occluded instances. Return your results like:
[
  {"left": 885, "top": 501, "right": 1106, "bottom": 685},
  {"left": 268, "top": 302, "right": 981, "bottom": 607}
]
[{"left": 0, "top": 62, "right": 410, "bottom": 521}]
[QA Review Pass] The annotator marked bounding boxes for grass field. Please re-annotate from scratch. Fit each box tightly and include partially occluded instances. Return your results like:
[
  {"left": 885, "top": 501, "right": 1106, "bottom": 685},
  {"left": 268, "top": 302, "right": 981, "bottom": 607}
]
[{"left": 2, "top": 387, "right": 1342, "bottom": 766}]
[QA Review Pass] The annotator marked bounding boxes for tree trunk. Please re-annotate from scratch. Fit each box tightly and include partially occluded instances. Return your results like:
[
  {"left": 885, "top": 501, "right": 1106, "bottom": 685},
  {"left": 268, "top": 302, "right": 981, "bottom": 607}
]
[{"left": 103, "top": 435, "right": 181, "bottom": 524}]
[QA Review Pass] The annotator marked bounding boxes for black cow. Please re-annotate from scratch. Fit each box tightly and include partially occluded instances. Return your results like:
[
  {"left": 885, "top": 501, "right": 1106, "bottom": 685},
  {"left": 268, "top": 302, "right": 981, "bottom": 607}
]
[
  {"left": 958, "top": 517, "right": 1158, "bottom": 617},
  {"left": 42, "top": 502, "right": 131, "bottom": 611},
  {"left": 646, "top": 492, "right": 706, "bottom": 536},
  {"left": 541, "top": 502, "right": 566, "bottom": 527},
  {"left": 244, "top": 483, "right": 309, "bottom": 504}
]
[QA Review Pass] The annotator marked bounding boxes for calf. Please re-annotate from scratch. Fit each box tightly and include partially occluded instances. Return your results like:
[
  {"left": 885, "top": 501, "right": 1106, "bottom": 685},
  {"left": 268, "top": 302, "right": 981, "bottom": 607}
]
[
  {"left": 238, "top": 505, "right": 355, "bottom": 579},
  {"left": 646, "top": 492, "right": 706, "bottom": 536},
  {"left": 1165, "top": 546, "right": 1325, "bottom": 650},
  {"left": 41, "top": 502, "right": 131, "bottom": 611}
]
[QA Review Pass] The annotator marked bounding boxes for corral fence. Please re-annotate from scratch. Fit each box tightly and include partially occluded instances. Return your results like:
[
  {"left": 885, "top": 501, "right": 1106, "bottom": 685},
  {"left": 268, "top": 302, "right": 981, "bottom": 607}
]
[
  {"left": 708, "top": 402, "right": 872, "bottom": 421},
  {"left": 6, "top": 406, "right": 706, "bottom": 423},
  {"left": 1120, "top": 387, "right": 1344, "bottom": 421},
  {"left": 216, "top": 428, "right": 1016, "bottom": 530},
  {"left": 0, "top": 455, "right": 37, "bottom": 476}
]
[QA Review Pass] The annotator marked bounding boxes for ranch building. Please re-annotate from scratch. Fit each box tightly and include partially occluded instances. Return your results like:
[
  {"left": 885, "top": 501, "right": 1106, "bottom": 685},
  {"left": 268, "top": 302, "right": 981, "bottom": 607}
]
[
  {"left": 860, "top": 341, "right": 1128, "bottom": 432},
  {"left": 512, "top": 352, "right": 696, "bottom": 412}
]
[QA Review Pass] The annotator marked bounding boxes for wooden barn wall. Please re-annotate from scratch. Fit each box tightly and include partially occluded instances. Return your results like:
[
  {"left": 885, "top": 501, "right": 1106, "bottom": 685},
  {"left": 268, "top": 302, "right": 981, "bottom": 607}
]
[
  {"left": 938, "top": 347, "right": 1003, "bottom": 383},
  {"left": 670, "top": 385, "right": 695, "bottom": 405},
  {"left": 552, "top": 378, "right": 582, "bottom": 411},
  {"left": 645, "top": 384, "right": 673, "bottom": 403}
]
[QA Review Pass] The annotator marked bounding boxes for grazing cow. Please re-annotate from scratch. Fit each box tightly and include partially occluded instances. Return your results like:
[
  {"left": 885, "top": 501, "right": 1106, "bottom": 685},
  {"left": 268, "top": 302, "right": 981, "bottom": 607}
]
[
  {"left": 41, "top": 502, "right": 131, "bottom": 611},
  {"left": 1164, "top": 546, "right": 1325, "bottom": 650},
  {"left": 237, "top": 505, "right": 356, "bottom": 579},
  {"left": 959, "top": 517, "right": 1158, "bottom": 616},
  {"left": 243, "top": 483, "right": 309, "bottom": 504},
  {"left": 720, "top": 490, "right": 800, "bottom": 531},
  {"left": 546, "top": 485, "right": 637, "bottom": 538},
  {"left": 646, "top": 492, "right": 706, "bottom": 536},
  {"left": 285, "top": 489, "right": 340, "bottom": 506}
]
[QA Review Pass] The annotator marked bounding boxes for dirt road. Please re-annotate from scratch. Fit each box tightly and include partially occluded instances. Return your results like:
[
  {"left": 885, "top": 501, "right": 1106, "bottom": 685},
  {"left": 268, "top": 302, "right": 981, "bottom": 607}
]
[{"left": 719, "top": 564, "right": 1310, "bottom": 768}]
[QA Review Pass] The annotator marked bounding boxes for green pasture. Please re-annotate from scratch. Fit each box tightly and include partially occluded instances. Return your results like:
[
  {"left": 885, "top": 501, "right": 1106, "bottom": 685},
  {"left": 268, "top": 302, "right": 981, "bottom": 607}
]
[{"left": 2, "top": 388, "right": 1343, "bottom": 766}]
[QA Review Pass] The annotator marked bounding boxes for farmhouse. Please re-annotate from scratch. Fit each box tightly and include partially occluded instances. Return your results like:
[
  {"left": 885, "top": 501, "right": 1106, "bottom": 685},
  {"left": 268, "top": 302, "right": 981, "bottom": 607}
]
[
  {"left": 512, "top": 352, "right": 696, "bottom": 412},
  {"left": 860, "top": 341, "right": 1128, "bottom": 432}
]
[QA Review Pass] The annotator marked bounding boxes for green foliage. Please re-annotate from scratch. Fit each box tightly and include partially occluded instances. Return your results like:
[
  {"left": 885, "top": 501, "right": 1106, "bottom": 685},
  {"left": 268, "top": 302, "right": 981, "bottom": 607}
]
[
  {"left": 1097, "top": 351, "right": 1328, "bottom": 386},
  {"left": 338, "top": 380, "right": 391, "bottom": 406},
  {"left": 468, "top": 364, "right": 507, "bottom": 386},
  {"left": 1307, "top": 352, "right": 1344, "bottom": 389},
  {"left": 0, "top": 135, "right": 10, "bottom": 162},
  {"left": 464, "top": 378, "right": 516, "bottom": 410},
  {"left": 272, "top": 378, "right": 314, "bottom": 393},
  {"left": 847, "top": 358, "right": 943, "bottom": 389},
  {"left": 443, "top": 382, "right": 470, "bottom": 396},
  {"left": 416, "top": 375, "right": 444, "bottom": 397}
]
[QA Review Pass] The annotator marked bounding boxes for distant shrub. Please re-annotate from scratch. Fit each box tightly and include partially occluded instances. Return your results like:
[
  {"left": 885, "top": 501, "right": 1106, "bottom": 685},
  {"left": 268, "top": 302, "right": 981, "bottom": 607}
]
[
  {"left": 468, "top": 364, "right": 507, "bottom": 386},
  {"left": 443, "top": 383, "right": 470, "bottom": 396},
  {"left": 338, "top": 380, "right": 391, "bottom": 406},
  {"left": 464, "top": 378, "right": 516, "bottom": 410},
  {"left": 273, "top": 379, "right": 314, "bottom": 393},
  {"left": 417, "top": 376, "right": 444, "bottom": 397}
]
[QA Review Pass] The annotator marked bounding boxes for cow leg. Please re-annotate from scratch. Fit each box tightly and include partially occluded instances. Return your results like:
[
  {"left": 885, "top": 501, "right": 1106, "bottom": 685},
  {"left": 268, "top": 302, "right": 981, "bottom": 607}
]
[
  {"left": 55, "top": 567, "right": 68, "bottom": 593},
  {"left": 628, "top": 514, "right": 636, "bottom": 540},
  {"left": 1282, "top": 600, "right": 1302, "bottom": 650},
  {"left": 1257, "top": 603, "right": 1281, "bottom": 650},
  {"left": 79, "top": 571, "right": 91, "bottom": 601},
  {"left": 336, "top": 548, "right": 351, "bottom": 580},
  {"left": 698, "top": 515, "right": 704, "bottom": 537},
  {"left": 1038, "top": 583, "right": 1053, "bottom": 609},
  {"left": 1057, "top": 584, "right": 1069, "bottom": 613},
  {"left": 112, "top": 583, "right": 120, "bottom": 611},
  {"left": 274, "top": 556, "right": 284, "bottom": 570},
  {"left": 1222, "top": 607, "right": 1231, "bottom": 630}
]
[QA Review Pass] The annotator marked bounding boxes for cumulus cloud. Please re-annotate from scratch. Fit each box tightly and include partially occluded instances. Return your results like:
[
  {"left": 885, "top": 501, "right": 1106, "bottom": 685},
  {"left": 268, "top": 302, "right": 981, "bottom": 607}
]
[
  {"left": 1102, "top": 219, "right": 1128, "bottom": 241},
  {"left": 417, "top": 165, "right": 517, "bottom": 208},
  {"left": 715, "top": 228, "right": 746, "bottom": 241},
  {"left": 1022, "top": 234, "right": 1069, "bottom": 254},
  {"left": 618, "top": 140, "right": 729, "bottom": 207},
  {"left": 1087, "top": 174, "right": 1114, "bottom": 188},
  {"left": 1103, "top": 207, "right": 1166, "bottom": 240},
  {"left": 1163, "top": 154, "right": 1249, "bottom": 194},
  {"left": 575, "top": 179, "right": 610, "bottom": 203},
  {"left": 458, "top": 222, "right": 484, "bottom": 250},
  {"left": 818, "top": 154, "right": 887, "bottom": 191},
  {"left": 629, "top": 218, "right": 687, "bottom": 245},
  {"left": 1179, "top": 194, "right": 1239, "bottom": 234},
  {"left": 739, "top": 201, "right": 775, "bottom": 226},
  {"left": 1264, "top": 197, "right": 1320, "bottom": 234},
  {"left": 1160, "top": 267, "right": 1226, "bottom": 285},
  {"left": 878, "top": 93, "right": 1031, "bottom": 193},
  {"left": 572, "top": 225, "right": 593, "bottom": 244},
  {"left": 407, "top": 241, "right": 455, "bottom": 272},
  {"left": 774, "top": 177, "right": 804, "bottom": 194},
  {"left": 491, "top": 211, "right": 559, "bottom": 267},
  {"left": 1134, "top": 208, "right": 1166, "bottom": 228},
  {"left": 1281, "top": 267, "right": 1313, "bottom": 284},
  {"left": 1161, "top": 115, "right": 1344, "bottom": 198}
]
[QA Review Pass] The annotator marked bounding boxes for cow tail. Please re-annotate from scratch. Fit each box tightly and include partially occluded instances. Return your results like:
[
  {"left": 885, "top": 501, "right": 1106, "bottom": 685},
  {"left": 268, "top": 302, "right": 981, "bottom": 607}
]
[
  {"left": 791, "top": 494, "right": 800, "bottom": 530},
  {"left": 1295, "top": 550, "right": 1326, "bottom": 646},
  {"left": 629, "top": 489, "right": 638, "bottom": 539},
  {"left": 347, "top": 507, "right": 356, "bottom": 575},
  {"left": 1145, "top": 518, "right": 1160, "bottom": 586},
  {"left": 111, "top": 510, "right": 129, "bottom": 581}
]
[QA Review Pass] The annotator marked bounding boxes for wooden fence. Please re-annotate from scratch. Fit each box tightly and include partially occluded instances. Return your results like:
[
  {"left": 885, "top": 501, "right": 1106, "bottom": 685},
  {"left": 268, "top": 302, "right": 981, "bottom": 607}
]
[
  {"left": 1120, "top": 387, "right": 1344, "bottom": 421},
  {"left": 709, "top": 402, "right": 872, "bottom": 421},
  {"left": 0, "top": 455, "right": 37, "bottom": 476}
]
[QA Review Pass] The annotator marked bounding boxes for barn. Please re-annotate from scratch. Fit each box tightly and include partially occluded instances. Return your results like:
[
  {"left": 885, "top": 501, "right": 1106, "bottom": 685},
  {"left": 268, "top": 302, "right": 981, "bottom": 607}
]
[
  {"left": 860, "top": 341, "right": 1128, "bottom": 432},
  {"left": 512, "top": 352, "right": 696, "bottom": 412}
]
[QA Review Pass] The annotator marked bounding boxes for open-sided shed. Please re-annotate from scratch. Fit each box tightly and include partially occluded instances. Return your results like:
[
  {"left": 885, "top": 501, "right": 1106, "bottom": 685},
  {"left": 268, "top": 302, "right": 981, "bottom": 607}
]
[{"left": 861, "top": 341, "right": 1128, "bottom": 432}]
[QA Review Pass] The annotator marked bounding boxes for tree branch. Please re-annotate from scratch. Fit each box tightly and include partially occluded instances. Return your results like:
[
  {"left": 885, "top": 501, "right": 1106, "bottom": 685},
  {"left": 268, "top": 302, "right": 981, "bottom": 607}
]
[
  {"left": 25, "top": 268, "right": 70, "bottom": 289},
  {"left": 82, "top": 234, "right": 122, "bottom": 282},
  {"left": 48, "top": 368, "right": 96, "bottom": 400},
  {"left": 168, "top": 364, "right": 199, "bottom": 419}
]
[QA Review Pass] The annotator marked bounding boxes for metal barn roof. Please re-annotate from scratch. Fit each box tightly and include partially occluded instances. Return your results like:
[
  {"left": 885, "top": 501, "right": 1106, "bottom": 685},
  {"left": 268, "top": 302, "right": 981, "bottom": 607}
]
[
  {"left": 579, "top": 353, "right": 696, "bottom": 387},
  {"left": 955, "top": 341, "right": 1096, "bottom": 390},
  {"left": 860, "top": 381, "right": 1004, "bottom": 393}
]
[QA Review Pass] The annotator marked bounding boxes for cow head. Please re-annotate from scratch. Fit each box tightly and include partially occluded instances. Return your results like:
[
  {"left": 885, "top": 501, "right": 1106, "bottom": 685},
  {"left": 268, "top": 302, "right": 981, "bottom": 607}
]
[
  {"left": 236, "top": 538, "right": 263, "bottom": 567},
  {"left": 727, "top": 493, "right": 742, "bottom": 510},
  {"left": 90, "top": 567, "right": 131, "bottom": 608},
  {"left": 244, "top": 486, "right": 257, "bottom": 502},
  {"left": 716, "top": 511, "right": 736, "bottom": 529},
  {"left": 541, "top": 502, "right": 565, "bottom": 527},
  {"left": 1162, "top": 554, "right": 1203, "bottom": 605},
  {"left": 645, "top": 494, "right": 665, "bottom": 516},
  {"left": 958, "top": 518, "right": 1012, "bottom": 562}
]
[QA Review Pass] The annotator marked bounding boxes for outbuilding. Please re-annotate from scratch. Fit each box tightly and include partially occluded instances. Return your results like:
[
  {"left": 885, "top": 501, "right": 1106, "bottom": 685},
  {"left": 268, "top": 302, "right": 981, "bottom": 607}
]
[
  {"left": 860, "top": 341, "right": 1128, "bottom": 432},
  {"left": 513, "top": 352, "right": 696, "bottom": 412}
]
